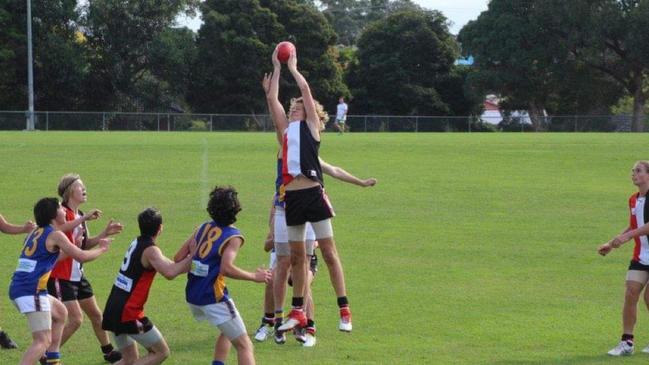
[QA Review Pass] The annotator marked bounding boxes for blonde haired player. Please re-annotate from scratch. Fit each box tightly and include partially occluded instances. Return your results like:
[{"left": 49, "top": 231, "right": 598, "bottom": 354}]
[{"left": 263, "top": 45, "right": 377, "bottom": 336}]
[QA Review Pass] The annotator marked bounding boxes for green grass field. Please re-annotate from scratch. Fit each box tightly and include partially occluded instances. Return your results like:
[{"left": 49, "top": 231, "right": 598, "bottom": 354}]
[{"left": 0, "top": 131, "right": 648, "bottom": 364}]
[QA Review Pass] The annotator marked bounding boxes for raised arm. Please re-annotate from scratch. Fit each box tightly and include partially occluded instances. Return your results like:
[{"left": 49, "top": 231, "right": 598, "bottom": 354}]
[
  {"left": 286, "top": 50, "right": 320, "bottom": 133},
  {"left": 57, "top": 209, "right": 101, "bottom": 233},
  {"left": 263, "top": 47, "right": 288, "bottom": 142},
  {"left": 49, "top": 230, "right": 109, "bottom": 263},
  {"left": 220, "top": 237, "right": 271, "bottom": 283},
  {"left": 143, "top": 245, "right": 193, "bottom": 280},
  {"left": 320, "top": 158, "right": 378, "bottom": 187},
  {"left": 85, "top": 219, "right": 123, "bottom": 248},
  {"left": 0, "top": 214, "right": 35, "bottom": 234}
]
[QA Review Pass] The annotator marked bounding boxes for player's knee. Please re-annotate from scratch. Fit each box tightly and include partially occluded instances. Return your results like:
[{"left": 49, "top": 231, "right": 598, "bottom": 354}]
[
  {"left": 277, "top": 256, "right": 291, "bottom": 269},
  {"left": 34, "top": 333, "right": 52, "bottom": 350},
  {"left": 159, "top": 347, "right": 170, "bottom": 361},
  {"left": 232, "top": 335, "right": 253, "bottom": 352},
  {"left": 86, "top": 309, "right": 103, "bottom": 325},
  {"left": 290, "top": 253, "right": 306, "bottom": 266},
  {"left": 67, "top": 312, "right": 83, "bottom": 329},
  {"left": 52, "top": 305, "right": 68, "bottom": 324},
  {"left": 321, "top": 248, "right": 339, "bottom": 266},
  {"left": 625, "top": 287, "right": 641, "bottom": 302}
]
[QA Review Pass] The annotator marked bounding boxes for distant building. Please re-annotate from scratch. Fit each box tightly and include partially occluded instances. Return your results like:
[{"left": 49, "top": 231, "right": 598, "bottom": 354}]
[{"left": 480, "top": 94, "right": 538, "bottom": 125}]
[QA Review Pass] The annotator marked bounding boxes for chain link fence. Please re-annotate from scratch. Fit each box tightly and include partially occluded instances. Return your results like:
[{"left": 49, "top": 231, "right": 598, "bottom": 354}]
[{"left": 0, "top": 111, "right": 641, "bottom": 132}]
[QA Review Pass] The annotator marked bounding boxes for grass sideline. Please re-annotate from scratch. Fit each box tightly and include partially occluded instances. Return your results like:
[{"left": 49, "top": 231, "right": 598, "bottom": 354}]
[{"left": 0, "top": 131, "right": 649, "bottom": 364}]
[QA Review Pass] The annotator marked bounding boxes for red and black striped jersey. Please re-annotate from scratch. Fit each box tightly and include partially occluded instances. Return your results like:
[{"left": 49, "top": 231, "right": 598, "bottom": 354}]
[{"left": 103, "top": 236, "right": 156, "bottom": 327}]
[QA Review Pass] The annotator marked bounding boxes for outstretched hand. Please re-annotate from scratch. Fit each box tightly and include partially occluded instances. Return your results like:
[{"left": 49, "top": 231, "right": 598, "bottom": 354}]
[
  {"left": 262, "top": 73, "right": 272, "bottom": 95},
  {"left": 263, "top": 231, "right": 274, "bottom": 252},
  {"left": 255, "top": 267, "right": 272, "bottom": 284},
  {"left": 22, "top": 220, "right": 36, "bottom": 233},
  {"left": 83, "top": 209, "right": 102, "bottom": 222},
  {"left": 362, "top": 178, "right": 378, "bottom": 187},
  {"left": 598, "top": 242, "right": 613, "bottom": 256},
  {"left": 287, "top": 49, "right": 297, "bottom": 71},
  {"left": 98, "top": 237, "right": 112, "bottom": 252},
  {"left": 103, "top": 219, "right": 124, "bottom": 237},
  {"left": 272, "top": 46, "right": 280, "bottom": 69}
]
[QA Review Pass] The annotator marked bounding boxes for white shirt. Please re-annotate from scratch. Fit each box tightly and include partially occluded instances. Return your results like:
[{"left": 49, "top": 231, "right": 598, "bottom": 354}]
[{"left": 336, "top": 102, "right": 348, "bottom": 120}]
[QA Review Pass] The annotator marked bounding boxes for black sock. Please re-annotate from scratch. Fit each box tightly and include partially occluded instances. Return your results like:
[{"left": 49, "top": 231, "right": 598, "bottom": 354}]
[
  {"left": 337, "top": 296, "right": 349, "bottom": 308},
  {"left": 292, "top": 297, "right": 304, "bottom": 308},
  {"left": 622, "top": 334, "right": 634, "bottom": 343},
  {"left": 101, "top": 344, "right": 114, "bottom": 354},
  {"left": 263, "top": 313, "right": 275, "bottom": 325}
]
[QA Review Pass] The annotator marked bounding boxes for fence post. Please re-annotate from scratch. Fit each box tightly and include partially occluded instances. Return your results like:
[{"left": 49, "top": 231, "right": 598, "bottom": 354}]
[
  {"left": 574, "top": 116, "right": 578, "bottom": 132},
  {"left": 210, "top": 115, "right": 213, "bottom": 132},
  {"left": 364, "top": 116, "right": 367, "bottom": 132},
  {"left": 157, "top": 113, "right": 160, "bottom": 131},
  {"left": 415, "top": 116, "right": 418, "bottom": 133},
  {"left": 167, "top": 114, "right": 170, "bottom": 131},
  {"left": 46, "top": 111, "right": 49, "bottom": 131},
  {"left": 102, "top": 112, "right": 106, "bottom": 131},
  {"left": 468, "top": 117, "right": 471, "bottom": 133}
]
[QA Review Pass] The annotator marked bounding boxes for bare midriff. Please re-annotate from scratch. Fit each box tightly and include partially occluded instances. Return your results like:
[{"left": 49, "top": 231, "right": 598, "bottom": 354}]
[{"left": 285, "top": 175, "right": 320, "bottom": 191}]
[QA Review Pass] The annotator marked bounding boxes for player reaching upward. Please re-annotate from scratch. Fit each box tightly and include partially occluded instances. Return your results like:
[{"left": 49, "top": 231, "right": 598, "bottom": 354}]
[{"left": 263, "top": 46, "right": 377, "bottom": 334}]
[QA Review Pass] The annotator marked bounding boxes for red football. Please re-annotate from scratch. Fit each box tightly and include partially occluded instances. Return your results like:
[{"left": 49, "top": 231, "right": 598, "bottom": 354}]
[{"left": 276, "top": 41, "right": 295, "bottom": 63}]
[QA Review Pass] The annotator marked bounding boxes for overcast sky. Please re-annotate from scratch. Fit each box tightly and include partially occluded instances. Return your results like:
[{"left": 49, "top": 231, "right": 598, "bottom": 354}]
[{"left": 176, "top": 0, "right": 489, "bottom": 35}]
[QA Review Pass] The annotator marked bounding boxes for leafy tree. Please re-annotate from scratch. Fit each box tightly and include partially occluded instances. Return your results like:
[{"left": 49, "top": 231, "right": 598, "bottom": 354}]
[
  {"left": 189, "top": 0, "right": 347, "bottom": 115},
  {"left": 142, "top": 27, "right": 197, "bottom": 111},
  {"left": 458, "top": 0, "right": 565, "bottom": 130},
  {"left": 347, "top": 9, "right": 458, "bottom": 115},
  {"left": 0, "top": 0, "right": 28, "bottom": 109},
  {"left": 0, "top": 0, "right": 86, "bottom": 111},
  {"left": 82, "top": 0, "right": 197, "bottom": 110},
  {"left": 321, "top": 0, "right": 370, "bottom": 46},
  {"left": 458, "top": 0, "right": 624, "bottom": 130},
  {"left": 188, "top": 0, "right": 284, "bottom": 114},
  {"left": 535, "top": 0, "right": 649, "bottom": 131},
  {"left": 262, "top": 0, "right": 348, "bottom": 111},
  {"left": 321, "top": 0, "right": 424, "bottom": 46}
]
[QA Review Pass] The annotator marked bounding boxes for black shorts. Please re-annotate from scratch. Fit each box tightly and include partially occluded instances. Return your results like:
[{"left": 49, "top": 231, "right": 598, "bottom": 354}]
[
  {"left": 285, "top": 186, "right": 334, "bottom": 226},
  {"left": 102, "top": 316, "right": 154, "bottom": 336},
  {"left": 629, "top": 260, "right": 649, "bottom": 271},
  {"left": 47, "top": 276, "right": 95, "bottom": 302}
]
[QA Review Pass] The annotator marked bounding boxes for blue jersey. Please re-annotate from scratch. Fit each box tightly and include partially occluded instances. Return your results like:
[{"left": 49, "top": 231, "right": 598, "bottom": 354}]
[
  {"left": 9, "top": 226, "right": 59, "bottom": 300},
  {"left": 273, "top": 157, "right": 285, "bottom": 208},
  {"left": 185, "top": 221, "right": 244, "bottom": 306}
]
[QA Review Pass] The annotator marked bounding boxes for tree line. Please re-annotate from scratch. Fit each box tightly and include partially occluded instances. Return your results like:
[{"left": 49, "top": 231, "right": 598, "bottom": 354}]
[{"left": 2, "top": 0, "right": 647, "bottom": 131}]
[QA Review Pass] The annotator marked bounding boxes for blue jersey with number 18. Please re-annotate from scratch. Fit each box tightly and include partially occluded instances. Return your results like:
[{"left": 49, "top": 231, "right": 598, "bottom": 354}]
[{"left": 185, "top": 221, "right": 244, "bottom": 306}]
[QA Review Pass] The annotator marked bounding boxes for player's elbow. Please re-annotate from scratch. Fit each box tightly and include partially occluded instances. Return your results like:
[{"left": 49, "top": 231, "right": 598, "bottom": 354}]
[
  {"left": 161, "top": 271, "right": 177, "bottom": 280},
  {"left": 220, "top": 264, "right": 234, "bottom": 278}
]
